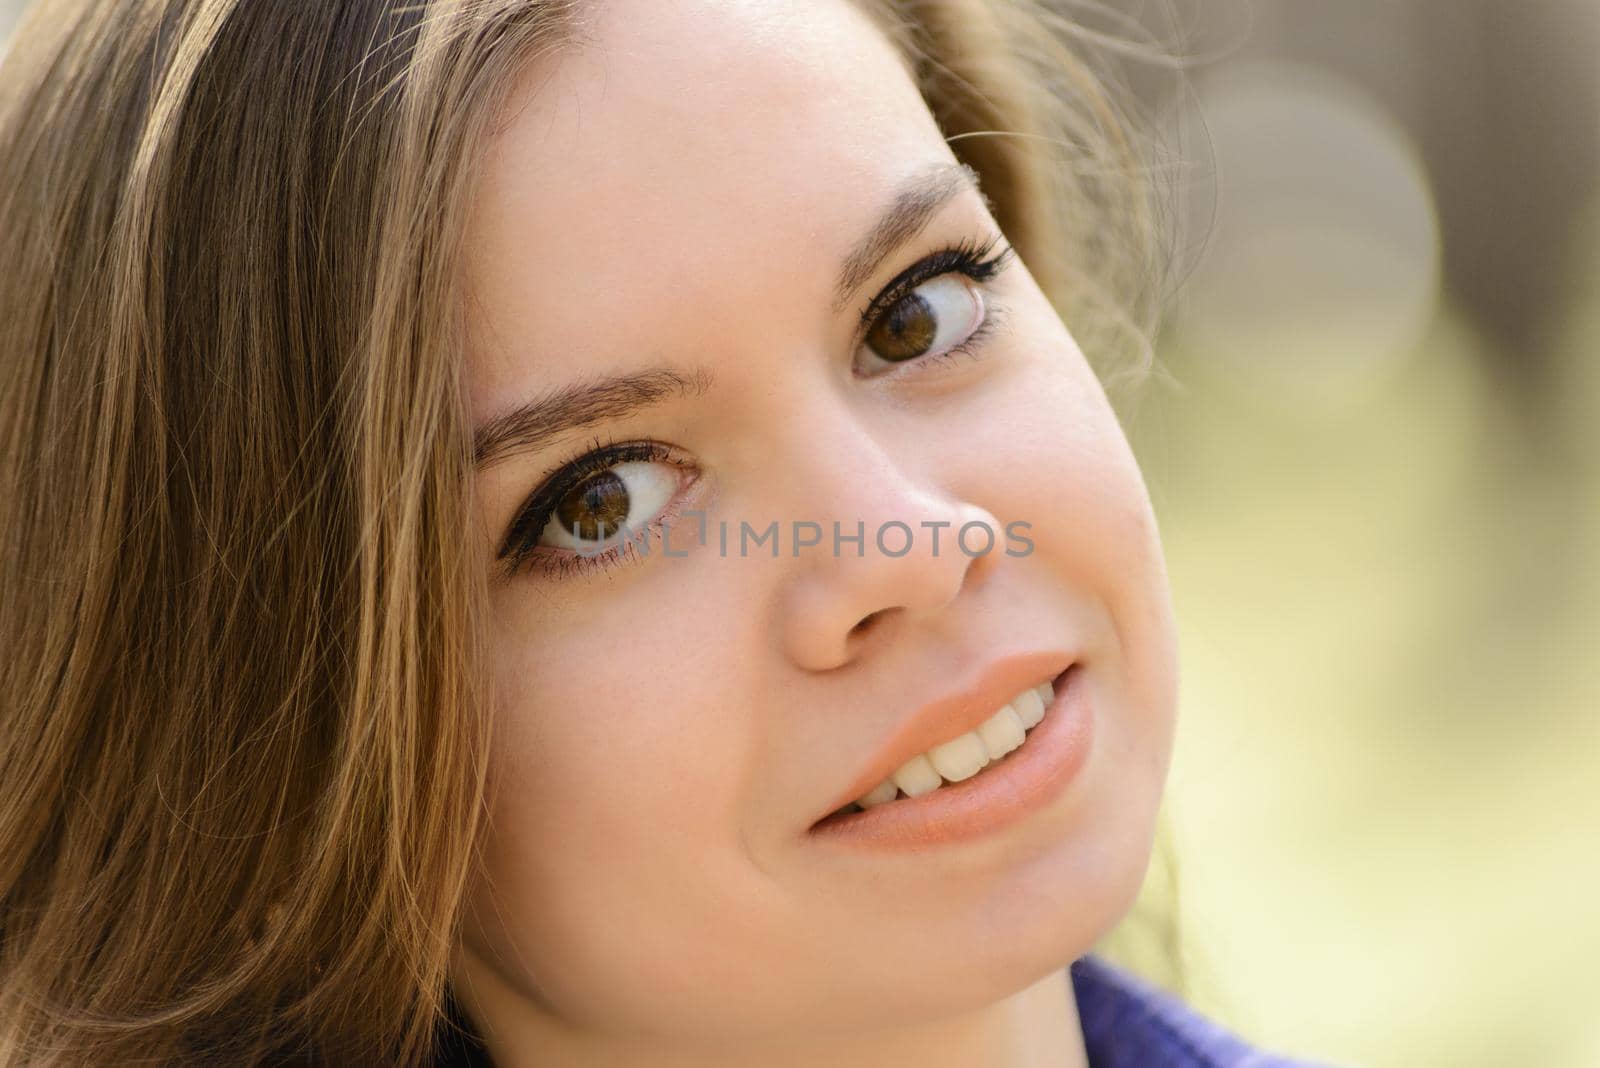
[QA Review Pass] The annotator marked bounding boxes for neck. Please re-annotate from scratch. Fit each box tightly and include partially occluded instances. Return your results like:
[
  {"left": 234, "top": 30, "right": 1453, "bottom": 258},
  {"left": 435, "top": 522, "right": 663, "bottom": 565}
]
[{"left": 464, "top": 964, "right": 1089, "bottom": 1068}]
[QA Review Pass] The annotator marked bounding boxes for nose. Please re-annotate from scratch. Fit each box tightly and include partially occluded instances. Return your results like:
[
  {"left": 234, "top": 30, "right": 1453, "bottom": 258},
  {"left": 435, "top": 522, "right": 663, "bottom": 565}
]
[{"left": 772, "top": 420, "right": 1003, "bottom": 673}]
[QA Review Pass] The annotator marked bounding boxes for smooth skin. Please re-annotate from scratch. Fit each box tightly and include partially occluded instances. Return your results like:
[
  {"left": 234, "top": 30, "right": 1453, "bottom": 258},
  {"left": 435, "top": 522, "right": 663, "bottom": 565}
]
[{"left": 453, "top": 1, "right": 1180, "bottom": 1065}]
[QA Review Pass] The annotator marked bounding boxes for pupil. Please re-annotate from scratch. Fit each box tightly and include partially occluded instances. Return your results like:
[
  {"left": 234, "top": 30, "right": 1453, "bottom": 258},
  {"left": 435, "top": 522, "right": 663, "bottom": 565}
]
[
  {"left": 868, "top": 293, "right": 937, "bottom": 361},
  {"left": 556, "top": 471, "right": 630, "bottom": 542}
]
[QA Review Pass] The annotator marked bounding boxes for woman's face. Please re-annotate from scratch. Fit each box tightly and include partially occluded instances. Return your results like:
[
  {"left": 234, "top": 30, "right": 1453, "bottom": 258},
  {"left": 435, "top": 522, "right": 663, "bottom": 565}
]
[{"left": 457, "top": 0, "right": 1178, "bottom": 1052}]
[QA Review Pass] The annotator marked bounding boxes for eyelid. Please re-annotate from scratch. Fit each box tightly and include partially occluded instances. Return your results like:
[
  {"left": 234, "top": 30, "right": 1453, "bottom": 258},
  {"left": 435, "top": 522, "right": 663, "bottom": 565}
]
[
  {"left": 519, "top": 485, "right": 699, "bottom": 583},
  {"left": 497, "top": 438, "right": 684, "bottom": 574},
  {"left": 852, "top": 233, "right": 1010, "bottom": 345},
  {"left": 848, "top": 235, "right": 1014, "bottom": 375}
]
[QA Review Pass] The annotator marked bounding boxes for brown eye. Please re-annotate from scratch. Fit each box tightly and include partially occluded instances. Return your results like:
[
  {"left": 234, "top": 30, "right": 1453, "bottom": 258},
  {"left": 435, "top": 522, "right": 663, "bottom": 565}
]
[
  {"left": 553, "top": 470, "right": 630, "bottom": 542},
  {"left": 859, "top": 274, "right": 984, "bottom": 372},
  {"left": 540, "top": 461, "right": 677, "bottom": 550},
  {"left": 866, "top": 292, "right": 939, "bottom": 362}
]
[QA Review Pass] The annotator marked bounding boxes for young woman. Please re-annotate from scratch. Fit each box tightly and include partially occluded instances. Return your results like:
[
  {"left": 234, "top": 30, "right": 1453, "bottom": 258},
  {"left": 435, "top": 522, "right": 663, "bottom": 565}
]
[{"left": 0, "top": 0, "right": 1334, "bottom": 1064}]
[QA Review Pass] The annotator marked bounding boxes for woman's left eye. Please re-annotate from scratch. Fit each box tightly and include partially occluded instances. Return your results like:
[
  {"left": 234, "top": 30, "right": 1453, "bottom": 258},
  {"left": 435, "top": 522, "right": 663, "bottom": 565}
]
[
  {"left": 854, "top": 237, "right": 1013, "bottom": 376},
  {"left": 858, "top": 275, "right": 985, "bottom": 372}
]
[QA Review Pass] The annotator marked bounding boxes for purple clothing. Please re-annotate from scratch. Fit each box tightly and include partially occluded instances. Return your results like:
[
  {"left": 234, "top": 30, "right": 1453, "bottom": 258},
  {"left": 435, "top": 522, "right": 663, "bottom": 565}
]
[
  {"left": 1071, "top": 954, "right": 1340, "bottom": 1067},
  {"left": 431, "top": 954, "right": 1340, "bottom": 1066}
]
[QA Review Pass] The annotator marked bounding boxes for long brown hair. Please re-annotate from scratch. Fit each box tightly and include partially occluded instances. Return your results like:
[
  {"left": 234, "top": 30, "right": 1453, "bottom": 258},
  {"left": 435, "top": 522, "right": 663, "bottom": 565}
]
[{"left": 0, "top": 1, "right": 1169, "bottom": 1062}]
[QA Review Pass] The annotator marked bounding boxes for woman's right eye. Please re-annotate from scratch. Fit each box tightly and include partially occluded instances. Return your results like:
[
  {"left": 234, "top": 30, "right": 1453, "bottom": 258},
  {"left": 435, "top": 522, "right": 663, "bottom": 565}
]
[
  {"left": 499, "top": 441, "right": 694, "bottom": 581},
  {"left": 537, "top": 460, "right": 678, "bottom": 551}
]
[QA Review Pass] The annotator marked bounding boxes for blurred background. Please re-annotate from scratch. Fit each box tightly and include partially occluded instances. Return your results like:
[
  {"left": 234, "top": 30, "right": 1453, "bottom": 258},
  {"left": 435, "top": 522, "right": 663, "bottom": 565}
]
[
  {"left": 1092, "top": 2, "right": 1600, "bottom": 1067},
  {"left": 3, "top": 1, "right": 1595, "bottom": 1066}
]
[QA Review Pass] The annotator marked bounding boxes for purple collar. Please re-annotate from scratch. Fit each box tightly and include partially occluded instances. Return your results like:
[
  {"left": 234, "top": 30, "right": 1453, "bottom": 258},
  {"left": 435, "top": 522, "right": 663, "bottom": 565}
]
[{"left": 1071, "top": 954, "right": 1338, "bottom": 1068}]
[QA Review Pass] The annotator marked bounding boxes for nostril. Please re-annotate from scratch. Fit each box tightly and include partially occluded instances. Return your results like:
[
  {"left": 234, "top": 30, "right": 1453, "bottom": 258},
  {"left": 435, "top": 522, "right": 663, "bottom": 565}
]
[{"left": 850, "top": 608, "right": 889, "bottom": 637}]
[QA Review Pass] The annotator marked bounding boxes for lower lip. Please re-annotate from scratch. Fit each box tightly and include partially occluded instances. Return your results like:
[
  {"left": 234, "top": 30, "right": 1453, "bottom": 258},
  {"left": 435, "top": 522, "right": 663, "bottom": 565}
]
[{"left": 806, "top": 664, "right": 1094, "bottom": 850}]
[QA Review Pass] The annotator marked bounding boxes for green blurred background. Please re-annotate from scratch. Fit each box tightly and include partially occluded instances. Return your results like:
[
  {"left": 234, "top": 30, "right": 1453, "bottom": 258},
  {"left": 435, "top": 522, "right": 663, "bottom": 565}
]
[
  {"left": 4, "top": 1, "right": 1594, "bottom": 1065},
  {"left": 1095, "top": 3, "right": 1600, "bottom": 1066}
]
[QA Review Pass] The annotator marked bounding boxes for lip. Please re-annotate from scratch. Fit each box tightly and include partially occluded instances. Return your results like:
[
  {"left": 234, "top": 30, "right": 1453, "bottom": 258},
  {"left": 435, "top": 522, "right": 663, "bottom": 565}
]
[
  {"left": 806, "top": 648, "right": 1076, "bottom": 828},
  {"left": 806, "top": 661, "right": 1092, "bottom": 848}
]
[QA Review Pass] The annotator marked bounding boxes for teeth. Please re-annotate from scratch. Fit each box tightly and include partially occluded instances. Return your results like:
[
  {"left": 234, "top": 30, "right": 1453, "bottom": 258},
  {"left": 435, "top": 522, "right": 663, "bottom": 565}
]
[
  {"left": 1010, "top": 687, "right": 1047, "bottom": 730},
  {"left": 926, "top": 730, "right": 989, "bottom": 782},
  {"left": 975, "top": 703, "right": 1026, "bottom": 760},
  {"left": 857, "top": 780, "right": 898, "bottom": 809},
  {"left": 889, "top": 753, "right": 943, "bottom": 797},
  {"left": 849, "top": 678, "right": 1058, "bottom": 810}
]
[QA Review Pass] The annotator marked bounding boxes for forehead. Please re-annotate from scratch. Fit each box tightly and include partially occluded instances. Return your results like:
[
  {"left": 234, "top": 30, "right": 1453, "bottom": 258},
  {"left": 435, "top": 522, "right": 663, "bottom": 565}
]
[{"left": 462, "top": 0, "right": 957, "bottom": 415}]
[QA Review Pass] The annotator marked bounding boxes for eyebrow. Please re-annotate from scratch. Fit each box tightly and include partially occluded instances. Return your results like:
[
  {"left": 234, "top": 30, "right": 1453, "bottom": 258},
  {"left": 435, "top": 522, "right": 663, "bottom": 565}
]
[
  {"left": 831, "top": 161, "right": 984, "bottom": 313},
  {"left": 472, "top": 160, "right": 983, "bottom": 470},
  {"left": 473, "top": 365, "right": 715, "bottom": 469}
]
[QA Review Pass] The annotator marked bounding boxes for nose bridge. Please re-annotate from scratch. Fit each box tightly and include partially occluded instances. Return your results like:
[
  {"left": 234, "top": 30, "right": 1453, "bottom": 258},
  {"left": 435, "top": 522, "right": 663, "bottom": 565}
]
[{"left": 766, "top": 396, "right": 1001, "bottom": 672}]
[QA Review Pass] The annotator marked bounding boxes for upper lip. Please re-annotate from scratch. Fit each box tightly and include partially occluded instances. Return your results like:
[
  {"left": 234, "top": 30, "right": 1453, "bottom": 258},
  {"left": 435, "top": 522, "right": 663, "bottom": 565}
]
[{"left": 810, "top": 648, "right": 1076, "bottom": 826}]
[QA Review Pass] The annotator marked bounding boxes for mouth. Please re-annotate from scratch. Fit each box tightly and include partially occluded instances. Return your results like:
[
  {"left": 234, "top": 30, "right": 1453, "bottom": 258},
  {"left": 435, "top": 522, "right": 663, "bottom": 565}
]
[{"left": 810, "top": 663, "right": 1075, "bottom": 829}]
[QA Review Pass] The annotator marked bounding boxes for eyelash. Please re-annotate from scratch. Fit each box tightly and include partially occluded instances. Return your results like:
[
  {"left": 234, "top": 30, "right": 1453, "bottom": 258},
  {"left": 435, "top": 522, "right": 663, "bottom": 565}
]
[
  {"left": 499, "top": 235, "right": 1015, "bottom": 582},
  {"left": 852, "top": 233, "right": 1014, "bottom": 371},
  {"left": 497, "top": 439, "right": 693, "bottom": 582}
]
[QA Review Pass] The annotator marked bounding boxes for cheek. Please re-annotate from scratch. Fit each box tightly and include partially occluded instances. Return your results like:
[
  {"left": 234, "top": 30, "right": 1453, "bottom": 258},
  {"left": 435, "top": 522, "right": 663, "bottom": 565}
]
[
  {"left": 968, "top": 309, "right": 1167, "bottom": 612},
  {"left": 964, "top": 304, "right": 1180, "bottom": 771},
  {"left": 968, "top": 322, "right": 1181, "bottom": 910},
  {"left": 466, "top": 585, "right": 798, "bottom": 1030}
]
